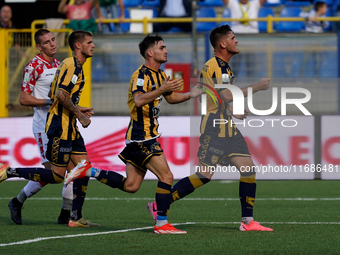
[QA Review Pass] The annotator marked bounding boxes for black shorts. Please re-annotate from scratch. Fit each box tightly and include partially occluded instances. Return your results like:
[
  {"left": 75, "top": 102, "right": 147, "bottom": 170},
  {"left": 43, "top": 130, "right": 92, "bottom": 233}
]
[
  {"left": 197, "top": 129, "right": 250, "bottom": 167},
  {"left": 118, "top": 139, "right": 163, "bottom": 172},
  {"left": 46, "top": 132, "right": 87, "bottom": 167}
]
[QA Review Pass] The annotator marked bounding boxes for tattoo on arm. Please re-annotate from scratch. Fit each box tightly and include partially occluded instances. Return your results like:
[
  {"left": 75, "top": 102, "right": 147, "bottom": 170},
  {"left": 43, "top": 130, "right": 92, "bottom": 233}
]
[{"left": 56, "top": 89, "right": 82, "bottom": 118}]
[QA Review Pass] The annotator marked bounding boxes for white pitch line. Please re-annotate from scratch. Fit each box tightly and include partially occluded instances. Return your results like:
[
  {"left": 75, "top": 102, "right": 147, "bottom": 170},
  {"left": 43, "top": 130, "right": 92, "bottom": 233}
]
[
  {"left": 0, "top": 197, "right": 340, "bottom": 201},
  {"left": 0, "top": 226, "right": 154, "bottom": 247},
  {"left": 1, "top": 221, "right": 340, "bottom": 247}
]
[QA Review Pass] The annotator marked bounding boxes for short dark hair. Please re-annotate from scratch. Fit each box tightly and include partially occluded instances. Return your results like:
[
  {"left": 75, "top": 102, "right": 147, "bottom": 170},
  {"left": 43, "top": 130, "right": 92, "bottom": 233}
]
[
  {"left": 34, "top": 29, "right": 52, "bottom": 45},
  {"left": 209, "top": 25, "right": 233, "bottom": 49},
  {"left": 314, "top": 1, "right": 326, "bottom": 11},
  {"left": 138, "top": 34, "right": 164, "bottom": 58},
  {"left": 68, "top": 30, "right": 92, "bottom": 51}
]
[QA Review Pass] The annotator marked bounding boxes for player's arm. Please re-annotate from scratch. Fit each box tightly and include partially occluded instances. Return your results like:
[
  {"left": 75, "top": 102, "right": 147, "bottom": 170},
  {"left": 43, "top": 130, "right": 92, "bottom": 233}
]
[
  {"left": 56, "top": 89, "right": 91, "bottom": 128},
  {"left": 19, "top": 91, "right": 52, "bottom": 107},
  {"left": 220, "top": 78, "right": 271, "bottom": 103},
  {"left": 164, "top": 84, "right": 203, "bottom": 104},
  {"left": 134, "top": 77, "right": 182, "bottom": 107},
  {"left": 58, "top": 0, "right": 68, "bottom": 15}
]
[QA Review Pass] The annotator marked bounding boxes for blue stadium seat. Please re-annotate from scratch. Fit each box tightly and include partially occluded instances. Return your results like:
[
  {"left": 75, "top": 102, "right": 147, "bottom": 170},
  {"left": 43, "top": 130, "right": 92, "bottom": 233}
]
[
  {"left": 276, "top": 7, "right": 304, "bottom": 32},
  {"left": 196, "top": 7, "right": 217, "bottom": 32},
  {"left": 118, "top": 9, "right": 130, "bottom": 33},
  {"left": 283, "top": 0, "right": 312, "bottom": 7},
  {"left": 220, "top": 8, "right": 231, "bottom": 26},
  {"left": 198, "top": 0, "right": 224, "bottom": 6},
  {"left": 123, "top": 0, "right": 141, "bottom": 7},
  {"left": 323, "top": 0, "right": 334, "bottom": 6},
  {"left": 258, "top": 7, "right": 275, "bottom": 32},
  {"left": 92, "top": 58, "right": 110, "bottom": 82},
  {"left": 141, "top": 0, "right": 160, "bottom": 7}
]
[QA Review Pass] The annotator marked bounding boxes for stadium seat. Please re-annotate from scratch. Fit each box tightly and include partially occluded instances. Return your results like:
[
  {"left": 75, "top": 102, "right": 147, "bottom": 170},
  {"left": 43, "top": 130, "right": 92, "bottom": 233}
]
[
  {"left": 258, "top": 7, "right": 275, "bottom": 32},
  {"left": 319, "top": 51, "right": 337, "bottom": 78},
  {"left": 197, "top": 0, "right": 224, "bottom": 6},
  {"left": 141, "top": 0, "right": 160, "bottom": 7},
  {"left": 220, "top": 8, "right": 231, "bottom": 26},
  {"left": 196, "top": 7, "right": 217, "bottom": 32},
  {"left": 92, "top": 57, "right": 110, "bottom": 82},
  {"left": 118, "top": 9, "right": 130, "bottom": 33},
  {"left": 323, "top": 8, "right": 332, "bottom": 31},
  {"left": 283, "top": 0, "right": 312, "bottom": 7},
  {"left": 123, "top": 0, "right": 141, "bottom": 7},
  {"left": 276, "top": 7, "right": 305, "bottom": 32}
]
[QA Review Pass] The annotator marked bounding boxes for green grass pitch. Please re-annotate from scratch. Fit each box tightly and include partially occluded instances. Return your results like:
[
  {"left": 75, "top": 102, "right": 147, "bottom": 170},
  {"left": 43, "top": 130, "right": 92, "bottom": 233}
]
[{"left": 0, "top": 179, "right": 339, "bottom": 254}]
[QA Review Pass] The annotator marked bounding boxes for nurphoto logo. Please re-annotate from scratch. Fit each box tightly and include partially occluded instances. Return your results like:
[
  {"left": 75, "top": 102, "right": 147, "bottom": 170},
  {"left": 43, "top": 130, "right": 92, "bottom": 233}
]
[{"left": 199, "top": 83, "right": 312, "bottom": 128}]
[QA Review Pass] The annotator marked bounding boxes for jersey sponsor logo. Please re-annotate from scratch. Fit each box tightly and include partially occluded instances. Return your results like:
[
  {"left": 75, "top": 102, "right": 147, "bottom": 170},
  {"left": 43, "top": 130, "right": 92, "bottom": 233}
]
[
  {"left": 137, "top": 78, "right": 144, "bottom": 86},
  {"left": 152, "top": 105, "right": 161, "bottom": 118},
  {"left": 209, "top": 147, "right": 224, "bottom": 155},
  {"left": 71, "top": 74, "right": 78, "bottom": 84},
  {"left": 60, "top": 147, "right": 72, "bottom": 152},
  {"left": 45, "top": 73, "right": 55, "bottom": 76}
]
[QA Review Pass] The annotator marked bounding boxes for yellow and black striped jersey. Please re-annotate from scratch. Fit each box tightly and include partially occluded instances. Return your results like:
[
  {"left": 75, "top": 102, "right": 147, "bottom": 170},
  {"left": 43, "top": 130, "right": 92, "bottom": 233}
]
[
  {"left": 125, "top": 65, "right": 171, "bottom": 142},
  {"left": 199, "top": 56, "right": 237, "bottom": 138},
  {"left": 46, "top": 56, "right": 85, "bottom": 140}
]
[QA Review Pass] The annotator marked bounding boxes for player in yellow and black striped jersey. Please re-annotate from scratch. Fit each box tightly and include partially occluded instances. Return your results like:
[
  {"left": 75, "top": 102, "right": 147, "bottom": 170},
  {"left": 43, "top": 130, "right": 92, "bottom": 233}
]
[
  {"left": 46, "top": 56, "right": 84, "bottom": 140},
  {"left": 125, "top": 64, "right": 169, "bottom": 141},
  {"left": 156, "top": 25, "right": 273, "bottom": 231},
  {"left": 116, "top": 34, "right": 203, "bottom": 234},
  {"left": 199, "top": 56, "right": 237, "bottom": 138}
]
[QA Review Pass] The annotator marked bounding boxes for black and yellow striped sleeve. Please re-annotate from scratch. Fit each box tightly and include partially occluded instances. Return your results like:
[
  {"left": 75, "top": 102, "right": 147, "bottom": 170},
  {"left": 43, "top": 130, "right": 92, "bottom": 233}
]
[
  {"left": 58, "top": 58, "right": 82, "bottom": 94},
  {"left": 131, "top": 70, "right": 149, "bottom": 95}
]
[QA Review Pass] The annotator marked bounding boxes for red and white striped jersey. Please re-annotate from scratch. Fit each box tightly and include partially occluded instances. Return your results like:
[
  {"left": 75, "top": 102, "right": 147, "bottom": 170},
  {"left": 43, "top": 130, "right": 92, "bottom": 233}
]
[{"left": 21, "top": 54, "right": 60, "bottom": 133}]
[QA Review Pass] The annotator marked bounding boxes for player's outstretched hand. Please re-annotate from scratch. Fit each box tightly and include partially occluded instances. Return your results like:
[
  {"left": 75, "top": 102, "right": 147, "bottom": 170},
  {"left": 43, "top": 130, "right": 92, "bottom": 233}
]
[
  {"left": 190, "top": 84, "right": 204, "bottom": 98},
  {"left": 256, "top": 78, "right": 271, "bottom": 91},
  {"left": 162, "top": 76, "right": 183, "bottom": 93}
]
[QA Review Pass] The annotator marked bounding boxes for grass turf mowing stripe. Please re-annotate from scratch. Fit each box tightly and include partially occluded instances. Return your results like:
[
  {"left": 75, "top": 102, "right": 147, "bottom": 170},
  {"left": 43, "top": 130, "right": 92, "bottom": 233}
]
[{"left": 1, "top": 221, "right": 340, "bottom": 247}]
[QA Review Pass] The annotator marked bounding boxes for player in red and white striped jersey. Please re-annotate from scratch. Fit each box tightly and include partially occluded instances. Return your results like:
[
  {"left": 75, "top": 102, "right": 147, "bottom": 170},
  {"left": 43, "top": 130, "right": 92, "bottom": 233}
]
[{"left": 8, "top": 29, "right": 73, "bottom": 225}]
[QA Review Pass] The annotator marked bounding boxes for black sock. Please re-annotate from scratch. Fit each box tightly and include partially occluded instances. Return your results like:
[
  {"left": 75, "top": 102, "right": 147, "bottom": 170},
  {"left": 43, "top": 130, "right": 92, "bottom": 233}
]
[
  {"left": 170, "top": 172, "right": 210, "bottom": 203},
  {"left": 96, "top": 170, "right": 126, "bottom": 191},
  {"left": 239, "top": 181, "right": 256, "bottom": 217},
  {"left": 11, "top": 197, "right": 22, "bottom": 206},
  {"left": 14, "top": 168, "right": 64, "bottom": 183},
  {"left": 156, "top": 181, "right": 171, "bottom": 217},
  {"left": 71, "top": 177, "right": 90, "bottom": 220}
]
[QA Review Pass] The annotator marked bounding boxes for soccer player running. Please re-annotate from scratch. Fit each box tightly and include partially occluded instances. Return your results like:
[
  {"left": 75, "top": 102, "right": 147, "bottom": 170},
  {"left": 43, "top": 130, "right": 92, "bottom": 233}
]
[
  {"left": 147, "top": 24, "right": 273, "bottom": 231},
  {"left": 63, "top": 34, "right": 202, "bottom": 234},
  {"left": 8, "top": 29, "right": 74, "bottom": 225},
  {"left": 0, "top": 30, "right": 98, "bottom": 227}
]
